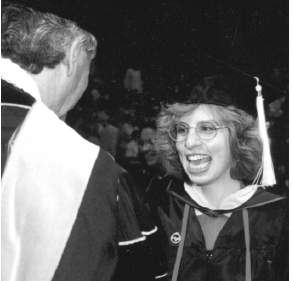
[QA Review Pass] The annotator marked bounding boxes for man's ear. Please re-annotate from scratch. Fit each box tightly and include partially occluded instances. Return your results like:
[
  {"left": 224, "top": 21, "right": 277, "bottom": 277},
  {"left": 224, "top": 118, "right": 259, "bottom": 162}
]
[{"left": 63, "top": 38, "right": 82, "bottom": 77}]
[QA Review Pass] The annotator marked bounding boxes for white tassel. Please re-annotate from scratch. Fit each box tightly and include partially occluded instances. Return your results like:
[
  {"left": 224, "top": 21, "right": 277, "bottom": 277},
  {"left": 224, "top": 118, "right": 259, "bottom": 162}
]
[{"left": 254, "top": 77, "right": 276, "bottom": 186}]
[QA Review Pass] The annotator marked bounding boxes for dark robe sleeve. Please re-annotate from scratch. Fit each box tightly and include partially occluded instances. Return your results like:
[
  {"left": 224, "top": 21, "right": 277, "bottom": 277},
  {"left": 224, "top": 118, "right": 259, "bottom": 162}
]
[{"left": 113, "top": 169, "right": 168, "bottom": 281}]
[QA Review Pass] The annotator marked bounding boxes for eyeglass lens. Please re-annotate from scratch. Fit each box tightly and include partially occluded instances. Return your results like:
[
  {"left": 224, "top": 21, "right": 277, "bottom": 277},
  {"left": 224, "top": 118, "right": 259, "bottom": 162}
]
[{"left": 169, "top": 122, "right": 219, "bottom": 141}]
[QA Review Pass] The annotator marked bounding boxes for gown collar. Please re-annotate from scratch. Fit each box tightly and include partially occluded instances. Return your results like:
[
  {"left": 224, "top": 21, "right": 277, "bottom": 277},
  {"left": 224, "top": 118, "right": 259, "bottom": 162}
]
[
  {"left": 184, "top": 183, "right": 260, "bottom": 217},
  {"left": 1, "top": 58, "right": 41, "bottom": 102},
  {"left": 167, "top": 180, "right": 286, "bottom": 217}
]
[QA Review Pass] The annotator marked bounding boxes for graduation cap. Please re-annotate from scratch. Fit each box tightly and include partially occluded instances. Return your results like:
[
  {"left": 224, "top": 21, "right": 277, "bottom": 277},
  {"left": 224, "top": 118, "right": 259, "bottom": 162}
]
[
  {"left": 175, "top": 74, "right": 285, "bottom": 117},
  {"left": 172, "top": 74, "right": 286, "bottom": 187}
]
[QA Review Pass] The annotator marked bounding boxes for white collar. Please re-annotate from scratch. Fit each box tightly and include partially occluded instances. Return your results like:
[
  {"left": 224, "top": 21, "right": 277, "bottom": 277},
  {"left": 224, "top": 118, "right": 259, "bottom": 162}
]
[
  {"left": 184, "top": 182, "right": 261, "bottom": 217},
  {"left": 1, "top": 57, "right": 41, "bottom": 101}
]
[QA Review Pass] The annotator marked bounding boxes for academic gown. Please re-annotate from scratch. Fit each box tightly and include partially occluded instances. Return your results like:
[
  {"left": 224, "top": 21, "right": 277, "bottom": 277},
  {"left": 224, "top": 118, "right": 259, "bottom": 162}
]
[
  {"left": 154, "top": 180, "right": 288, "bottom": 281},
  {"left": 1, "top": 78, "right": 157, "bottom": 281}
]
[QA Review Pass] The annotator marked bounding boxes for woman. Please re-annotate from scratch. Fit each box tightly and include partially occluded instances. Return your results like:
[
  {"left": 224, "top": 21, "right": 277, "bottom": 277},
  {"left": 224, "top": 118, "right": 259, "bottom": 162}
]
[{"left": 154, "top": 76, "right": 288, "bottom": 281}]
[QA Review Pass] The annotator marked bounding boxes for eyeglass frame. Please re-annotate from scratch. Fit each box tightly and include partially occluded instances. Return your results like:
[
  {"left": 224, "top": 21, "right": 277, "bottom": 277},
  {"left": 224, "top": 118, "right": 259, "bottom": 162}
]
[{"left": 167, "top": 121, "right": 231, "bottom": 141}]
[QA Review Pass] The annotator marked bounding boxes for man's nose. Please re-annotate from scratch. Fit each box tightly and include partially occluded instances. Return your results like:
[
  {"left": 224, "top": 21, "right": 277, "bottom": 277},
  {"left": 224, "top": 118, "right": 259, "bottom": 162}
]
[
  {"left": 142, "top": 144, "right": 149, "bottom": 151},
  {"left": 140, "top": 142, "right": 150, "bottom": 152}
]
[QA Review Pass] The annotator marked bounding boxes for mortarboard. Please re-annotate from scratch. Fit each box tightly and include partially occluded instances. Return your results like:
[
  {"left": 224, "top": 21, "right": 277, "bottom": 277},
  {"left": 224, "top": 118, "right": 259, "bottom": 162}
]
[{"left": 173, "top": 74, "right": 286, "bottom": 117}]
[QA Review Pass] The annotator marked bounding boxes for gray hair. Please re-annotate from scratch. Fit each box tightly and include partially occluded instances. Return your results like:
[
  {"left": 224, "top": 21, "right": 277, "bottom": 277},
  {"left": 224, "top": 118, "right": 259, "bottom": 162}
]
[{"left": 1, "top": 2, "right": 97, "bottom": 74}]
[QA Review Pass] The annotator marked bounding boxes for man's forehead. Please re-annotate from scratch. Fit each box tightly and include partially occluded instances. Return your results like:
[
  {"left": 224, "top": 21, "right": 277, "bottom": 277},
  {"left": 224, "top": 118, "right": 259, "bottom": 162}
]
[{"left": 140, "top": 127, "right": 157, "bottom": 139}]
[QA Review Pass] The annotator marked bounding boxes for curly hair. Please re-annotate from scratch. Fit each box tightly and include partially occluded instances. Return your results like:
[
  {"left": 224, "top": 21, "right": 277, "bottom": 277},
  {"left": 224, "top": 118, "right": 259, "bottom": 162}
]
[
  {"left": 156, "top": 103, "right": 263, "bottom": 183},
  {"left": 1, "top": 2, "right": 97, "bottom": 74}
]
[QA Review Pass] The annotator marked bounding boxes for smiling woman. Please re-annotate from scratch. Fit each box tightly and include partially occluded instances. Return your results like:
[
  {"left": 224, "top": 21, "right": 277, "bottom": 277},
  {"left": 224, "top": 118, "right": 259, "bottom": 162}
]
[
  {"left": 152, "top": 75, "right": 288, "bottom": 281},
  {"left": 160, "top": 102, "right": 263, "bottom": 185},
  {"left": 173, "top": 105, "right": 233, "bottom": 190},
  {"left": 139, "top": 127, "right": 159, "bottom": 167}
]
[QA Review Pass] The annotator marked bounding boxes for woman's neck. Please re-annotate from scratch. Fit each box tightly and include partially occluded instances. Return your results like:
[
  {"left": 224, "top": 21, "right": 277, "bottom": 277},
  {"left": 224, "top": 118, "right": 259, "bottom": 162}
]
[{"left": 193, "top": 178, "right": 243, "bottom": 208}]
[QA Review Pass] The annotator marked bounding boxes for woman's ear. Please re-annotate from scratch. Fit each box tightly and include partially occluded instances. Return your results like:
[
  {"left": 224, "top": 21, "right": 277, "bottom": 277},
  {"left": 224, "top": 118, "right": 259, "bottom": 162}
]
[{"left": 63, "top": 38, "right": 82, "bottom": 77}]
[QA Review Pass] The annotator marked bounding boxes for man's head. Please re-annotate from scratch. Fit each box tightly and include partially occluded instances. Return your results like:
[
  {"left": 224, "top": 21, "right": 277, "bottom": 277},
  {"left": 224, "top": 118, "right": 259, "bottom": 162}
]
[
  {"left": 138, "top": 122, "right": 160, "bottom": 167},
  {"left": 1, "top": 2, "right": 97, "bottom": 118}
]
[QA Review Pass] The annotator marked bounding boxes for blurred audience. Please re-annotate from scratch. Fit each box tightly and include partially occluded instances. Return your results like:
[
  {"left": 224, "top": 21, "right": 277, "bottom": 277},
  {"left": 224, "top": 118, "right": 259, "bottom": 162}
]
[{"left": 66, "top": 67, "right": 289, "bottom": 195}]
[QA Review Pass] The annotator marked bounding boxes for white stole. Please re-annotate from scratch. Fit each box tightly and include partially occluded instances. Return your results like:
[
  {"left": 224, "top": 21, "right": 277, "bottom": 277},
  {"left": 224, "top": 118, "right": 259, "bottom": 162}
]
[{"left": 1, "top": 58, "right": 100, "bottom": 281}]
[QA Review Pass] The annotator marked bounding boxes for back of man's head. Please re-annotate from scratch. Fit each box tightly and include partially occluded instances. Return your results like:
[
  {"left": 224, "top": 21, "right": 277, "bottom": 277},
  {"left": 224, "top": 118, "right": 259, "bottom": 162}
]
[{"left": 1, "top": 1, "right": 97, "bottom": 74}]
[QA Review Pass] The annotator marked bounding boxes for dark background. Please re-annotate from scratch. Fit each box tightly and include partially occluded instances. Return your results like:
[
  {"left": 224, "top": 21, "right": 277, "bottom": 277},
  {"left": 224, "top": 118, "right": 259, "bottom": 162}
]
[
  {"left": 4, "top": 0, "right": 289, "bottom": 189},
  {"left": 9, "top": 0, "right": 288, "bottom": 98}
]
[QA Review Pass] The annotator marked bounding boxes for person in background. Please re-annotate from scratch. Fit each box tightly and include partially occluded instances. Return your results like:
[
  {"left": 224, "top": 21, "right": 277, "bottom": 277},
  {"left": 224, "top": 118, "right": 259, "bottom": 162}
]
[
  {"left": 133, "top": 120, "right": 173, "bottom": 281},
  {"left": 138, "top": 122, "right": 161, "bottom": 176},
  {"left": 95, "top": 105, "right": 120, "bottom": 158},
  {"left": 116, "top": 114, "right": 141, "bottom": 172},
  {"left": 137, "top": 121, "right": 174, "bottom": 204},
  {"left": 1, "top": 2, "right": 156, "bottom": 281},
  {"left": 154, "top": 76, "right": 288, "bottom": 281}
]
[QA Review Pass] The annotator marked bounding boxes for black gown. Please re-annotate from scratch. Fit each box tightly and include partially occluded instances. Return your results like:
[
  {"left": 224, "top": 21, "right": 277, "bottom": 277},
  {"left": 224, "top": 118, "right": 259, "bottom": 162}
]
[
  {"left": 153, "top": 180, "right": 288, "bottom": 281},
  {"left": 1, "top": 79, "right": 159, "bottom": 281}
]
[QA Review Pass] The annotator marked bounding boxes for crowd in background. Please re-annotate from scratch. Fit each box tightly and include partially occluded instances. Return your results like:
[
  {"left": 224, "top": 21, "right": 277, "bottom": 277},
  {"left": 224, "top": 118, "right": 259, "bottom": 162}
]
[{"left": 66, "top": 66, "right": 289, "bottom": 192}]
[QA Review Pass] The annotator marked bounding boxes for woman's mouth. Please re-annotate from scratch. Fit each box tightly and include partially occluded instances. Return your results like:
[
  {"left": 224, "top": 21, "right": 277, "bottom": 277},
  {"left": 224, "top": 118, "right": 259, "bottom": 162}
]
[{"left": 187, "top": 154, "right": 211, "bottom": 170}]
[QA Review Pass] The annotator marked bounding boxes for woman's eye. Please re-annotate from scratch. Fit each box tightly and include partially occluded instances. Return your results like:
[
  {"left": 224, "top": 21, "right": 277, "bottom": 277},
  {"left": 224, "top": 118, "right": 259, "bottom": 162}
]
[
  {"left": 199, "top": 124, "right": 215, "bottom": 132},
  {"left": 177, "top": 126, "right": 188, "bottom": 135}
]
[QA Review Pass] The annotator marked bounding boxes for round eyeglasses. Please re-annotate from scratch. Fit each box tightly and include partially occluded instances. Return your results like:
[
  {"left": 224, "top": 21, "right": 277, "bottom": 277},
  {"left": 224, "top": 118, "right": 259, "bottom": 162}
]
[{"left": 168, "top": 122, "right": 230, "bottom": 141}]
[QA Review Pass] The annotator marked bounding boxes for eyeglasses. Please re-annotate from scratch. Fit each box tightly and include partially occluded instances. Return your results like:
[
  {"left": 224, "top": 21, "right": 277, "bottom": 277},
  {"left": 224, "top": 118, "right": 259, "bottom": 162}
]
[
  {"left": 168, "top": 122, "right": 230, "bottom": 141},
  {"left": 138, "top": 138, "right": 157, "bottom": 149}
]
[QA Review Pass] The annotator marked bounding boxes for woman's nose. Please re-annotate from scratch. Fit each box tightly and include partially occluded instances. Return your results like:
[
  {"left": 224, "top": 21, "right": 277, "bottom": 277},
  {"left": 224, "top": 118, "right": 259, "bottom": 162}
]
[{"left": 185, "top": 129, "right": 202, "bottom": 148}]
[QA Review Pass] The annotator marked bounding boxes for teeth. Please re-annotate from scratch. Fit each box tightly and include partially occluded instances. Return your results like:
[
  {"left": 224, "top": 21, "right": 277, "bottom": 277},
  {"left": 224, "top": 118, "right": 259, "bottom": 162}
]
[
  {"left": 190, "top": 161, "right": 209, "bottom": 169},
  {"left": 188, "top": 155, "right": 209, "bottom": 161}
]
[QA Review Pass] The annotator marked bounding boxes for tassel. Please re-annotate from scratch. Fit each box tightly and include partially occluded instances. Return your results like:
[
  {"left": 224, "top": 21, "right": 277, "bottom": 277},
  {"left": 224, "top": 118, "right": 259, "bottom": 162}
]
[{"left": 254, "top": 77, "right": 276, "bottom": 186}]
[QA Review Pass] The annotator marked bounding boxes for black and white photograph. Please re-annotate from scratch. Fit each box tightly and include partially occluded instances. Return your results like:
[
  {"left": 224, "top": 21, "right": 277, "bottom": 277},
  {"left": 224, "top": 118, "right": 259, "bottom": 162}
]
[{"left": 1, "top": 0, "right": 289, "bottom": 280}]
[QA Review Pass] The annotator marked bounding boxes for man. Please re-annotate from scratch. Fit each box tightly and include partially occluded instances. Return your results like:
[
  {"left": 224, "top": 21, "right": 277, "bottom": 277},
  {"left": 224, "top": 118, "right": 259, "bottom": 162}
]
[
  {"left": 139, "top": 125, "right": 160, "bottom": 169},
  {"left": 137, "top": 121, "right": 173, "bottom": 196},
  {"left": 1, "top": 2, "right": 156, "bottom": 281},
  {"left": 135, "top": 121, "right": 182, "bottom": 281}
]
